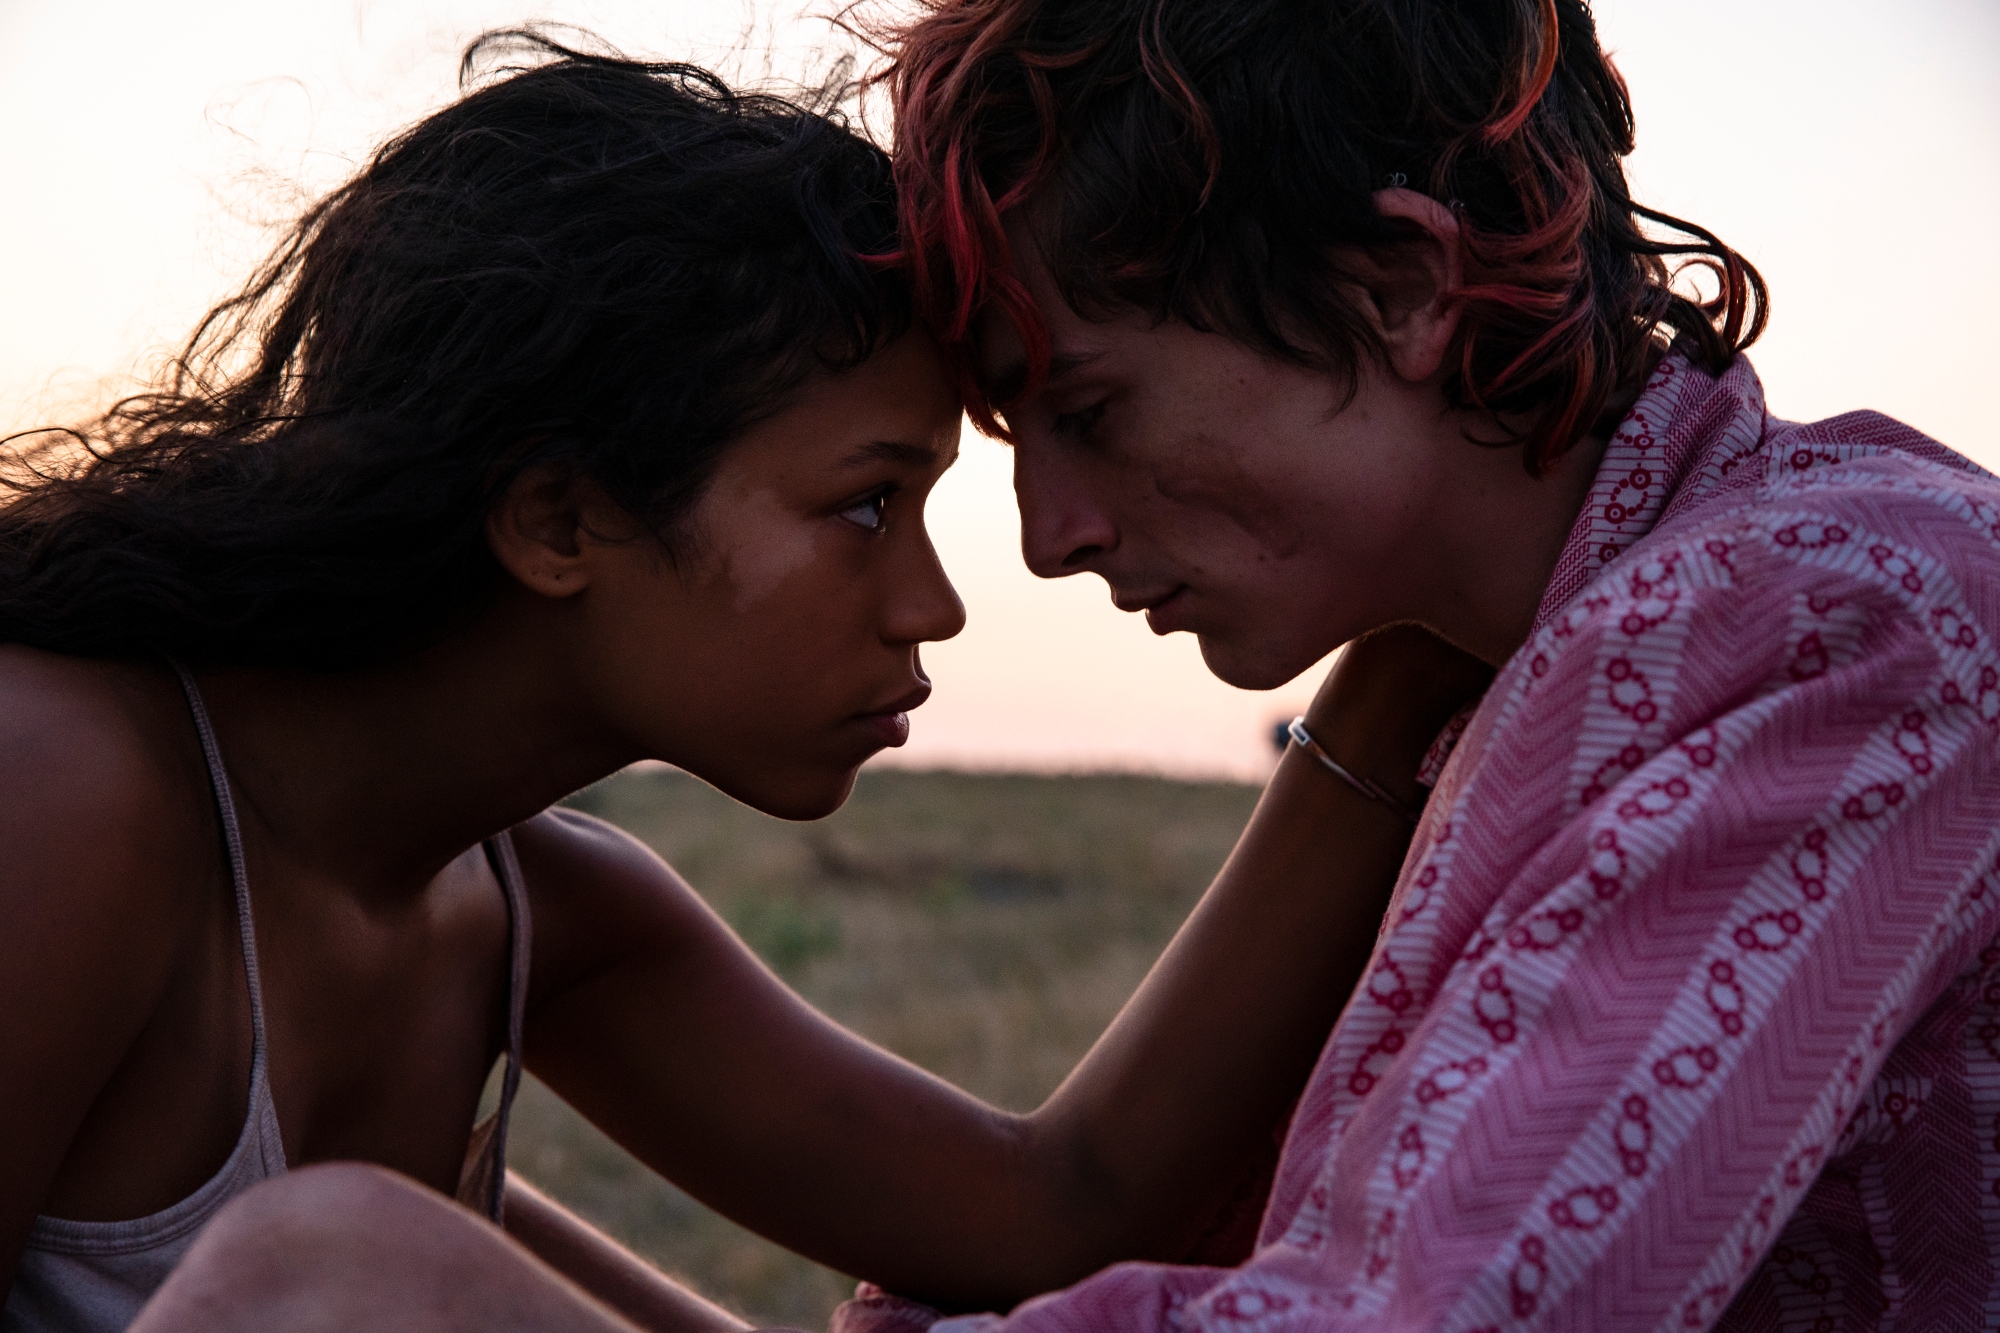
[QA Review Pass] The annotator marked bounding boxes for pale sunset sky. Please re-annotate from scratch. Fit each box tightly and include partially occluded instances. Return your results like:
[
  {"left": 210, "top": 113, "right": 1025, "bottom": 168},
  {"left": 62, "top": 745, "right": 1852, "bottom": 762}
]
[{"left": 2, "top": 1, "right": 1995, "bottom": 778}]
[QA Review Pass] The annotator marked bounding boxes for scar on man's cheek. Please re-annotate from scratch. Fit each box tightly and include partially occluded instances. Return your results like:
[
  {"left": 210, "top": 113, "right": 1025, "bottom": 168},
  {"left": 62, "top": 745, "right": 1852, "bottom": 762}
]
[{"left": 1150, "top": 431, "right": 1305, "bottom": 558}]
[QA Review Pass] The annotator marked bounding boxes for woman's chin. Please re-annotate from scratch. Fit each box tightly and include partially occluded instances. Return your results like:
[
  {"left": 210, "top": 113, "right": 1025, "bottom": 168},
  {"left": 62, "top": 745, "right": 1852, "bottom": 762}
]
[{"left": 708, "top": 764, "right": 861, "bottom": 823}]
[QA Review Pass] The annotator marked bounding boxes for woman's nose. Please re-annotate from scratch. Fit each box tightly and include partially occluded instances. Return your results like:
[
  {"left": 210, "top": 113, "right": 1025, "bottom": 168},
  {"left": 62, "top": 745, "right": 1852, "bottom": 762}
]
[
  {"left": 1014, "top": 440, "right": 1118, "bottom": 579},
  {"left": 885, "top": 534, "right": 967, "bottom": 646}
]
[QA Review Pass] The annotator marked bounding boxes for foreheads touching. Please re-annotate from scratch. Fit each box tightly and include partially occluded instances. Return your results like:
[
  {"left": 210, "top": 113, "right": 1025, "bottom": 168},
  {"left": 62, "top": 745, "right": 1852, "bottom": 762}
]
[{"left": 884, "top": 0, "right": 1767, "bottom": 474}]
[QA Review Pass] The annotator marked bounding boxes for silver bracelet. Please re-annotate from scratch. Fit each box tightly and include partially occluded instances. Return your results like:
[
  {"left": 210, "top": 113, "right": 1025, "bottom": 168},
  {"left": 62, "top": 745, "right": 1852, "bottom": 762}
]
[{"left": 1287, "top": 716, "right": 1422, "bottom": 826}]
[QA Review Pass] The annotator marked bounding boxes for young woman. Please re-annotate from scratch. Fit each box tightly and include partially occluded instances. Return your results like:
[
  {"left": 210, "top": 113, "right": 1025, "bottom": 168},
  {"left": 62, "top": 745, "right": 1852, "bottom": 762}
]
[
  {"left": 0, "top": 32, "right": 1486, "bottom": 1333},
  {"left": 846, "top": 0, "right": 2000, "bottom": 1330}
]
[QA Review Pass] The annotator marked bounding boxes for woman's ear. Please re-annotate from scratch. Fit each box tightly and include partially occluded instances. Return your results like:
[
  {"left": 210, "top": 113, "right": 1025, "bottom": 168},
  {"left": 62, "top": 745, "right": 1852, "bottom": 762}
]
[
  {"left": 485, "top": 463, "right": 597, "bottom": 598},
  {"left": 1346, "top": 187, "right": 1465, "bottom": 385}
]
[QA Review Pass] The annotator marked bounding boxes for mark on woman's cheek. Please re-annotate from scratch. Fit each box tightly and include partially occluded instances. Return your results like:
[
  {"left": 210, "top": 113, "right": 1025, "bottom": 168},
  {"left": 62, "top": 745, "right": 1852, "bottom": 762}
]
[
  {"left": 1150, "top": 430, "right": 1305, "bottom": 558},
  {"left": 711, "top": 486, "right": 827, "bottom": 613}
]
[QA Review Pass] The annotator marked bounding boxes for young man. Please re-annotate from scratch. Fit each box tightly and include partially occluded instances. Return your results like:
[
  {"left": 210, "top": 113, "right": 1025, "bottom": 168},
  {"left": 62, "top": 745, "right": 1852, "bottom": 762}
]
[{"left": 847, "top": 0, "right": 2000, "bottom": 1329}]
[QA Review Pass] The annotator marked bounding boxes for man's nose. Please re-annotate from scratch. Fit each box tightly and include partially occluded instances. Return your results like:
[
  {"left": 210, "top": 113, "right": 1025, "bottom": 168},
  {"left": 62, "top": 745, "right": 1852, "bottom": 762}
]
[{"left": 1014, "top": 441, "right": 1117, "bottom": 580}]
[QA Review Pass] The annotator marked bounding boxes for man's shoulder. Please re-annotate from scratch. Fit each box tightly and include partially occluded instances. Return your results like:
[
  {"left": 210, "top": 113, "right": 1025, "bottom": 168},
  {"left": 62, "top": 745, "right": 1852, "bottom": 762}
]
[
  {"left": 1761, "top": 407, "right": 1987, "bottom": 486},
  {"left": 1510, "top": 439, "right": 2000, "bottom": 761},
  {"left": 1622, "top": 407, "right": 2000, "bottom": 616}
]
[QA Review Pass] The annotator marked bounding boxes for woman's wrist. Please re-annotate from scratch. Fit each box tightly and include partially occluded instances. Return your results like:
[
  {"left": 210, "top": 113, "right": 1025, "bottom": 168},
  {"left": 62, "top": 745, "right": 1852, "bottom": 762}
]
[
  {"left": 1294, "top": 704, "right": 1433, "bottom": 813},
  {"left": 1300, "top": 625, "right": 1496, "bottom": 809},
  {"left": 1284, "top": 716, "right": 1423, "bottom": 825}
]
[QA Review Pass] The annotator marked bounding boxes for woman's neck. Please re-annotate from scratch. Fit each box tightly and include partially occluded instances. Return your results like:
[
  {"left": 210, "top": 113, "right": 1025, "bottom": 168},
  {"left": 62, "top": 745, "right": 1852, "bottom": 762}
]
[{"left": 188, "top": 600, "right": 636, "bottom": 898}]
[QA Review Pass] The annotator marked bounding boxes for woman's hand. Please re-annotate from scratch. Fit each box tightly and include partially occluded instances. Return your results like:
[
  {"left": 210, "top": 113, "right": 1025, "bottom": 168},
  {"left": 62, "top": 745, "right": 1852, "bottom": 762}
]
[{"left": 1303, "top": 623, "right": 1496, "bottom": 813}]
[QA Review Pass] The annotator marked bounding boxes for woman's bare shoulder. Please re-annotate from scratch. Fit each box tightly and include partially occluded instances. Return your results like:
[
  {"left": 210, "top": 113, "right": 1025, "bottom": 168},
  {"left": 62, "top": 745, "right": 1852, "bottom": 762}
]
[
  {"left": 507, "top": 804, "right": 727, "bottom": 1000},
  {"left": 0, "top": 651, "right": 223, "bottom": 1265},
  {"left": 0, "top": 647, "right": 215, "bottom": 931}
]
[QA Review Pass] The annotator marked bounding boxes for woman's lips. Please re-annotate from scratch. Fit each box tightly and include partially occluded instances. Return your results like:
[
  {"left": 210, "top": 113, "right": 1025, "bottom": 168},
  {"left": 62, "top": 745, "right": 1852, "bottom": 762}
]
[
  {"left": 853, "top": 710, "right": 912, "bottom": 747},
  {"left": 852, "top": 684, "right": 930, "bottom": 748}
]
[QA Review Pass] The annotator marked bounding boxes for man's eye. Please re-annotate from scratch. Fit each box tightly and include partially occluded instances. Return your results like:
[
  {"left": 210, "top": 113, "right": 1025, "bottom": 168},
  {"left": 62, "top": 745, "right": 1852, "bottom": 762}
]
[
  {"left": 1053, "top": 401, "right": 1106, "bottom": 438},
  {"left": 838, "top": 490, "right": 891, "bottom": 532}
]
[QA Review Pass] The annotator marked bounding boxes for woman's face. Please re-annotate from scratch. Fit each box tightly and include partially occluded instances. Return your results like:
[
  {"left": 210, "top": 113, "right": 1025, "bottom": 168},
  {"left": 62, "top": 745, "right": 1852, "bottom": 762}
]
[{"left": 569, "top": 333, "right": 965, "bottom": 819}]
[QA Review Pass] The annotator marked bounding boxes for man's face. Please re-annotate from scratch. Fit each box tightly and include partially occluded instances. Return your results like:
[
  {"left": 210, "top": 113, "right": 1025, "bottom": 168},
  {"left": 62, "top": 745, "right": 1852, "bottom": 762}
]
[{"left": 978, "top": 251, "right": 1456, "bottom": 690}]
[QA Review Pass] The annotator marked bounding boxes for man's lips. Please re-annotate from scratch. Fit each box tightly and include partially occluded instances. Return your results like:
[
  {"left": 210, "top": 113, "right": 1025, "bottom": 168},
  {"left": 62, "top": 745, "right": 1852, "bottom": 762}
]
[
  {"left": 1113, "top": 585, "right": 1186, "bottom": 614},
  {"left": 851, "top": 683, "right": 932, "bottom": 748},
  {"left": 1114, "top": 585, "right": 1192, "bottom": 635}
]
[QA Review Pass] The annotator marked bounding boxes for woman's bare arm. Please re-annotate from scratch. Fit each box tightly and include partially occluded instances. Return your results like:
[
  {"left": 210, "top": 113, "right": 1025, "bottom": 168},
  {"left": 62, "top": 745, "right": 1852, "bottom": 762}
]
[
  {"left": 521, "top": 628, "right": 1488, "bottom": 1311},
  {"left": 502, "top": 1173, "right": 751, "bottom": 1332},
  {"left": 1016, "top": 627, "right": 1491, "bottom": 1267},
  {"left": 0, "top": 659, "right": 216, "bottom": 1296}
]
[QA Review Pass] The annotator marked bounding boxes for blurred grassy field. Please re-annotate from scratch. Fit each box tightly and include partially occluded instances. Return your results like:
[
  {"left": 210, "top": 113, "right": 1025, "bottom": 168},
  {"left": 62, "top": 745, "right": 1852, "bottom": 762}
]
[{"left": 506, "top": 765, "right": 1262, "bottom": 1330}]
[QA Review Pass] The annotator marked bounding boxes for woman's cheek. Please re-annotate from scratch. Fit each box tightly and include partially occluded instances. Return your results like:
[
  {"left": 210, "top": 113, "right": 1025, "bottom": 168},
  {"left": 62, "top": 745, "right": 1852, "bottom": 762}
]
[{"left": 711, "top": 489, "right": 832, "bottom": 614}]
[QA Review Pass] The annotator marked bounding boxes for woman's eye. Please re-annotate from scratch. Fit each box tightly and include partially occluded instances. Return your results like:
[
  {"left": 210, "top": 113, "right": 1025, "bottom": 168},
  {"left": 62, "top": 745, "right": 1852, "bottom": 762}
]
[
  {"left": 1053, "top": 401, "right": 1106, "bottom": 439},
  {"left": 838, "top": 491, "right": 891, "bottom": 532}
]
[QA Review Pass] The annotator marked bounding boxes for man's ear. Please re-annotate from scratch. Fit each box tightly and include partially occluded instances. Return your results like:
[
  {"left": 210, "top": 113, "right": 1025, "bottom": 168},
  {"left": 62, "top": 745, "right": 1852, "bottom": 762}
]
[
  {"left": 1345, "top": 187, "right": 1464, "bottom": 385},
  {"left": 485, "top": 463, "right": 597, "bottom": 598}
]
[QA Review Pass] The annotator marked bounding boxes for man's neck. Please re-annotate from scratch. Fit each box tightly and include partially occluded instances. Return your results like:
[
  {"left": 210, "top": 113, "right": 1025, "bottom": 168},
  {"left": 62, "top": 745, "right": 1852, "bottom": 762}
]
[
  {"left": 1407, "top": 354, "right": 1654, "bottom": 668},
  {"left": 1421, "top": 423, "right": 1610, "bottom": 667}
]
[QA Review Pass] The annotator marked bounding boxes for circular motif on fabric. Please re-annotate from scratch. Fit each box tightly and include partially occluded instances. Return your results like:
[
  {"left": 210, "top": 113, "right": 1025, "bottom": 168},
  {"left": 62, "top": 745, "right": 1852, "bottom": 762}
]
[
  {"left": 1791, "top": 828, "right": 1829, "bottom": 901},
  {"left": 1475, "top": 966, "right": 1519, "bottom": 1044},
  {"left": 1415, "top": 1056, "right": 1490, "bottom": 1105},
  {"left": 1510, "top": 1236, "right": 1548, "bottom": 1318},
  {"left": 1549, "top": 1183, "right": 1619, "bottom": 1230},
  {"left": 1617, "top": 1095, "right": 1653, "bottom": 1176},
  {"left": 1653, "top": 1045, "right": 1721, "bottom": 1089},
  {"left": 1210, "top": 1287, "right": 1293, "bottom": 1322},
  {"left": 1707, "top": 960, "right": 1746, "bottom": 1036},
  {"left": 1393, "top": 1123, "right": 1427, "bottom": 1189},
  {"left": 1841, "top": 782, "right": 1906, "bottom": 822},
  {"left": 1734, "top": 910, "right": 1804, "bottom": 952}
]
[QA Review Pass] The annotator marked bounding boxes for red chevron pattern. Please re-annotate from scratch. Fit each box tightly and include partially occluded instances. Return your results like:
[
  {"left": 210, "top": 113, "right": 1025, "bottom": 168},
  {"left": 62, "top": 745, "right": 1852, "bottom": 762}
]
[{"left": 834, "top": 354, "right": 2000, "bottom": 1333}]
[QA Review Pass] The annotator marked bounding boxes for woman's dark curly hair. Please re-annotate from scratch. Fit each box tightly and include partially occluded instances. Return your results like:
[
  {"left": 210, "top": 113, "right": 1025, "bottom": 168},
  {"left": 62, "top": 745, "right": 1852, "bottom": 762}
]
[
  {"left": 0, "top": 31, "right": 908, "bottom": 668},
  {"left": 882, "top": 0, "right": 1767, "bottom": 473}
]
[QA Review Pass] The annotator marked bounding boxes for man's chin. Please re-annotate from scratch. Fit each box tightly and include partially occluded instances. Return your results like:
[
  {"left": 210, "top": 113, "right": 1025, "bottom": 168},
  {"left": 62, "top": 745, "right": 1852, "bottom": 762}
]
[{"left": 1194, "top": 632, "right": 1324, "bottom": 692}]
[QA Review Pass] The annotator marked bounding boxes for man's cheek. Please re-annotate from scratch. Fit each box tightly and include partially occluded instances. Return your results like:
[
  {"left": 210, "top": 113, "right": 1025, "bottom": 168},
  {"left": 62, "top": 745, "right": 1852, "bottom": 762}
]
[{"left": 1147, "top": 437, "right": 1305, "bottom": 559}]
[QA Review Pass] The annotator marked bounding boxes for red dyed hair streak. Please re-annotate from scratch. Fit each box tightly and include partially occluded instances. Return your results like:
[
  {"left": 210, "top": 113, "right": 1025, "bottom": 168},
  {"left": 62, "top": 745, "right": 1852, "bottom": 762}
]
[{"left": 880, "top": 0, "right": 1766, "bottom": 473}]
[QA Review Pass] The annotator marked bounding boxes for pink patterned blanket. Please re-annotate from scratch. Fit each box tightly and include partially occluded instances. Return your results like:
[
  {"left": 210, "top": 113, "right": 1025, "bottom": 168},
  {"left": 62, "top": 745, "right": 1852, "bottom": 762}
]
[{"left": 836, "top": 352, "right": 2000, "bottom": 1332}]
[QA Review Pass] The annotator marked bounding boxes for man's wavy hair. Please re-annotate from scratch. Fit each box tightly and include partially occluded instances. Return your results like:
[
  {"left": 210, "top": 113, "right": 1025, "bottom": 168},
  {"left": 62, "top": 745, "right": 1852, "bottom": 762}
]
[
  {"left": 881, "top": 0, "right": 1766, "bottom": 473},
  {"left": 0, "top": 32, "right": 906, "bottom": 668}
]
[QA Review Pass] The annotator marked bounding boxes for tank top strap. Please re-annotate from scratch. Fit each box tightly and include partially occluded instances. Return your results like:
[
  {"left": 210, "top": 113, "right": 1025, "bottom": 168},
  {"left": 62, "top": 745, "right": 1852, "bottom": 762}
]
[
  {"left": 484, "top": 832, "right": 532, "bottom": 1192},
  {"left": 166, "top": 664, "right": 529, "bottom": 1224},
  {"left": 169, "top": 665, "right": 271, "bottom": 1093},
  {"left": 473, "top": 830, "right": 532, "bottom": 1224}
]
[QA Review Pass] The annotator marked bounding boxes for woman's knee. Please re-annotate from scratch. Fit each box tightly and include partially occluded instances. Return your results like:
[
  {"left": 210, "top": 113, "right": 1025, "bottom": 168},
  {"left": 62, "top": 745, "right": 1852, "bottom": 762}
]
[
  {"left": 131, "top": 1164, "right": 498, "bottom": 1333},
  {"left": 197, "top": 1161, "right": 452, "bottom": 1261}
]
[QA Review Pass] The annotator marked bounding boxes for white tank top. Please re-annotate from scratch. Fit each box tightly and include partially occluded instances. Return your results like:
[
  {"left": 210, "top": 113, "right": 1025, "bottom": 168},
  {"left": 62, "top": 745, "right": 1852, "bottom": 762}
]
[{"left": 1, "top": 667, "right": 532, "bottom": 1332}]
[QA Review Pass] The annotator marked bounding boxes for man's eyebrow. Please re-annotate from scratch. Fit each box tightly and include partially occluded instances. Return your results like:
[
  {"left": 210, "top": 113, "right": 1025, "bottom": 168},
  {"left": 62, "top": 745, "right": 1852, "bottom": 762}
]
[
  {"left": 983, "top": 350, "right": 1101, "bottom": 408},
  {"left": 837, "top": 439, "right": 947, "bottom": 470}
]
